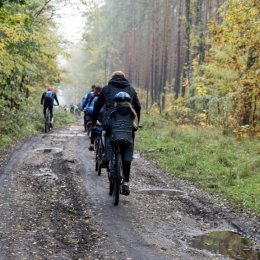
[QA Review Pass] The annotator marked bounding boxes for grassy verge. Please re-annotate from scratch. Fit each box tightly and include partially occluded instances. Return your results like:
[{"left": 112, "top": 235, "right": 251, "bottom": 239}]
[
  {"left": 0, "top": 104, "right": 76, "bottom": 151},
  {"left": 135, "top": 112, "right": 260, "bottom": 215}
]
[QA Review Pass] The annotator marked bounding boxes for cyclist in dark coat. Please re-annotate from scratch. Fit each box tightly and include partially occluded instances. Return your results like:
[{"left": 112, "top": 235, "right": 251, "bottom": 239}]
[
  {"left": 41, "top": 86, "right": 59, "bottom": 125},
  {"left": 92, "top": 71, "right": 141, "bottom": 196},
  {"left": 92, "top": 71, "right": 141, "bottom": 124}
]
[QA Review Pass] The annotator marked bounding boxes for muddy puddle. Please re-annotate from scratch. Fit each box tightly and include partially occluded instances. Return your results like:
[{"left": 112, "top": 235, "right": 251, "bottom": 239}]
[
  {"left": 35, "top": 147, "right": 63, "bottom": 153},
  {"left": 187, "top": 231, "right": 260, "bottom": 259},
  {"left": 33, "top": 168, "right": 58, "bottom": 181},
  {"left": 137, "top": 189, "right": 185, "bottom": 196}
]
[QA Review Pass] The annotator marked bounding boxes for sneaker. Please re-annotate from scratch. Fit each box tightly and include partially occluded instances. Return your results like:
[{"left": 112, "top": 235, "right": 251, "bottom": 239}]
[
  {"left": 89, "top": 145, "right": 94, "bottom": 151},
  {"left": 122, "top": 184, "right": 130, "bottom": 196},
  {"left": 49, "top": 123, "right": 53, "bottom": 128}
]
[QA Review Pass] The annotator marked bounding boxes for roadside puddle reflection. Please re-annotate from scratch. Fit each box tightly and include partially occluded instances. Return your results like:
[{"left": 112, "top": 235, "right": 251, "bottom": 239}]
[
  {"left": 137, "top": 189, "right": 185, "bottom": 196},
  {"left": 187, "top": 231, "right": 259, "bottom": 259}
]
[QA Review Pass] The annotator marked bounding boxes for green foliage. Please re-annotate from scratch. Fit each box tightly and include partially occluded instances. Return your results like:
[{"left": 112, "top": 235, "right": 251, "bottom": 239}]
[
  {"left": 189, "top": 0, "right": 260, "bottom": 133},
  {"left": 136, "top": 112, "right": 260, "bottom": 214},
  {"left": 0, "top": 99, "right": 76, "bottom": 150}
]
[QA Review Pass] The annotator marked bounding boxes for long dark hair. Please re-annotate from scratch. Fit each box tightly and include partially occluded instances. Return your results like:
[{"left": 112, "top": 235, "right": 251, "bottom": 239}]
[{"left": 89, "top": 86, "right": 102, "bottom": 103}]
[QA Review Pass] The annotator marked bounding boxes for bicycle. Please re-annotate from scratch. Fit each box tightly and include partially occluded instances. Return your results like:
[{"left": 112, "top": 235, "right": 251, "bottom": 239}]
[
  {"left": 83, "top": 111, "right": 92, "bottom": 136},
  {"left": 93, "top": 127, "right": 108, "bottom": 176},
  {"left": 108, "top": 140, "right": 125, "bottom": 206},
  {"left": 44, "top": 104, "right": 57, "bottom": 133}
]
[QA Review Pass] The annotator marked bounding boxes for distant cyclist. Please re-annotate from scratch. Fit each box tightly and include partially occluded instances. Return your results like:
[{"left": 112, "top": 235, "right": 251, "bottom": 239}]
[{"left": 41, "top": 86, "right": 59, "bottom": 127}]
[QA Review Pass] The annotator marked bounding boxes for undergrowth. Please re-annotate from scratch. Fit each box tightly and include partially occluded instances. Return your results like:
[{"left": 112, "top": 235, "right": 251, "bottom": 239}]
[{"left": 135, "top": 112, "right": 260, "bottom": 215}]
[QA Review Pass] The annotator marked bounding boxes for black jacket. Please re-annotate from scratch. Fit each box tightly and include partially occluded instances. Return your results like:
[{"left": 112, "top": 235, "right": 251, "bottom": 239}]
[{"left": 92, "top": 75, "right": 141, "bottom": 123}]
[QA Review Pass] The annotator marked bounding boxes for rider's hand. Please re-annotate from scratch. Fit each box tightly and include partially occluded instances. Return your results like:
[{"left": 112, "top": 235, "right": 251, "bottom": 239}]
[{"left": 93, "top": 120, "right": 101, "bottom": 126}]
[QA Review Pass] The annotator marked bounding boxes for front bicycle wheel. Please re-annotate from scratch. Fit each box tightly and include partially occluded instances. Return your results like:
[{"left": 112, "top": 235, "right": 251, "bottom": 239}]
[{"left": 112, "top": 150, "right": 121, "bottom": 206}]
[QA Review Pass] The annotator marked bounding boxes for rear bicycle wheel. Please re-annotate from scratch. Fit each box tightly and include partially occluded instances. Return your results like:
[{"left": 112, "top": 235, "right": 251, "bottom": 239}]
[
  {"left": 47, "top": 113, "right": 51, "bottom": 131},
  {"left": 84, "top": 118, "right": 87, "bottom": 132},
  {"left": 109, "top": 178, "right": 113, "bottom": 196},
  {"left": 112, "top": 150, "right": 121, "bottom": 206},
  {"left": 97, "top": 146, "right": 102, "bottom": 176},
  {"left": 45, "top": 112, "right": 50, "bottom": 133},
  {"left": 95, "top": 139, "right": 99, "bottom": 171},
  {"left": 87, "top": 124, "right": 92, "bottom": 137}
]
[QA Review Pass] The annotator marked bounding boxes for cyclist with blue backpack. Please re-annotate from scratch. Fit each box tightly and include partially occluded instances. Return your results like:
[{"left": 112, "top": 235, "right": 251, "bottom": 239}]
[
  {"left": 41, "top": 86, "right": 59, "bottom": 127},
  {"left": 87, "top": 86, "right": 105, "bottom": 151}
]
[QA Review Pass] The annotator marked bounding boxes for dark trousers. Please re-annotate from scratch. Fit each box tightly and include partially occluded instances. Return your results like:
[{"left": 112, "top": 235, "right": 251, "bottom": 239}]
[
  {"left": 43, "top": 104, "right": 53, "bottom": 120},
  {"left": 120, "top": 145, "right": 131, "bottom": 182}
]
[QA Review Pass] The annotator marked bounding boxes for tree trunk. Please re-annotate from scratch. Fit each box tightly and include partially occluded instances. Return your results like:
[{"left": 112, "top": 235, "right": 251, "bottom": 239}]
[{"left": 174, "top": 1, "right": 183, "bottom": 98}]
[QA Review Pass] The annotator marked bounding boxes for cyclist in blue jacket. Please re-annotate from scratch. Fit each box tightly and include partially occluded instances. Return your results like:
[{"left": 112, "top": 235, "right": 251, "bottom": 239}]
[
  {"left": 41, "top": 86, "right": 59, "bottom": 127},
  {"left": 82, "top": 85, "right": 96, "bottom": 110},
  {"left": 88, "top": 86, "right": 105, "bottom": 151}
]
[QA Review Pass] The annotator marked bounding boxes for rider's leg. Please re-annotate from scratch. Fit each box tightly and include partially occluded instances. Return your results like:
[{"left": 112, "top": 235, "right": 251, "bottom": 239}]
[
  {"left": 89, "top": 130, "right": 95, "bottom": 151},
  {"left": 120, "top": 145, "right": 131, "bottom": 195},
  {"left": 102, "top": 130, "right": 106, "bottom": 150},
  {"left": 120, "top": 145, "right": 131, "bottom": 182},
  {"left": 43, "top": 105, "right": 47, "bottom": 120},
  {"left": 49, "top": 105, "right": 54, "bottom": 122}
]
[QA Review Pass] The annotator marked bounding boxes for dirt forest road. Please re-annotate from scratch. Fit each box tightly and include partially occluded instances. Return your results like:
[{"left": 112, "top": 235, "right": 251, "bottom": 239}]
[{"left": 0, "top": 117, "right": 260, "bottom": 260}]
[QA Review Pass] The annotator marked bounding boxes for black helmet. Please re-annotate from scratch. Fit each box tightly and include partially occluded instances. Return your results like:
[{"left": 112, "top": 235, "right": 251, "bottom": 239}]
[{"left": 113, "top": 92, "right": 131, "bottom": 102}]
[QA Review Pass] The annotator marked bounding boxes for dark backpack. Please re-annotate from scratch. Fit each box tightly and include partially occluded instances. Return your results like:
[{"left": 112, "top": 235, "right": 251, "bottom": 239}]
[
  {"left": 87, "top": 96, "right": 103, "bottom": 115},
  {"left": 110, "top": 108, "right": 133, "bottom": 144},
  {"left": 44, "top": 91, "right": 54, "bottom": 101}
]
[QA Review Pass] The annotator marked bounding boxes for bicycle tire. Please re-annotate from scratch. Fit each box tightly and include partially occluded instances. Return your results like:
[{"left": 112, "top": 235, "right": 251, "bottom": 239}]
[
  {"left": 47, "top": 113, "right": 51, "bottom": 131},
  {"left": 95, "top": 138, "right": 99, "bottom": 171},
  {"left": 97, "top": 147, "right": 102, "bottom": 176},
  {"left": 84, "top": 119, "right": 87, "bottom": 132},
  {"left": 109, "top": 178, "right": 113, "bottom": 196},
  {"left": 87, "top": 125, "right": 91, "bottom": 137},
  {"left": 45, "top": 112, "right": 50, "bottom": 133},
  {"left": 44, "top": 119, "right": 48, "bottom": 133},
  {"left": 112, "top": 149, "right": 121, "bottom": 205}
]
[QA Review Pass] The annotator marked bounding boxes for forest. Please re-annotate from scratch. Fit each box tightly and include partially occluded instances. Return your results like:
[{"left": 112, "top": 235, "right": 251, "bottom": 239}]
[{"left": 0, "top": 0, "right": 260, "bottom": 139}]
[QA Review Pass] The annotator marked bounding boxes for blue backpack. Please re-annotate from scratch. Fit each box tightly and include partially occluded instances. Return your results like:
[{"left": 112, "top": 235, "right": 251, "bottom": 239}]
[
  {"left": 45, "top": 90, "right": 54, "bottom": 101},
  {"left": 87, "top": 96, "right": 103, "bottom": 115}
]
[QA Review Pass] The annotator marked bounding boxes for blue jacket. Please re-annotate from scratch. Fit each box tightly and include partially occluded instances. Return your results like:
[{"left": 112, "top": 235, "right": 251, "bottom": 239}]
[{"left": 82, "top": 91, "right": 93, "bottom": 109}]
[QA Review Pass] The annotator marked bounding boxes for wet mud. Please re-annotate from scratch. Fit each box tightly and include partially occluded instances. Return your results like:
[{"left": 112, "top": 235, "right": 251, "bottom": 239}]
[{"left": 0, "top": 119, "right": 259, "bottom": 259}]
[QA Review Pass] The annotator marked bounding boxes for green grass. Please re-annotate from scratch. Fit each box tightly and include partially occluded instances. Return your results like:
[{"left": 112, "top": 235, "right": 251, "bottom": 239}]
[
  {"left": 135, "top": 112, "right": 260, "bottom": 215},
  {"left": 0, "top": 104, "right": 76, "bottom": 150}
]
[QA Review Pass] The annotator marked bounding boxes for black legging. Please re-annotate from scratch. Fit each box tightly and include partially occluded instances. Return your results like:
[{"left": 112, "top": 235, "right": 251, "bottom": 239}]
[
  {"left": 120, "top": 144, "right": 131, "bottom": 182},
  {"left": 43, "top": 104, "right": 53, "bottom": 120}
]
